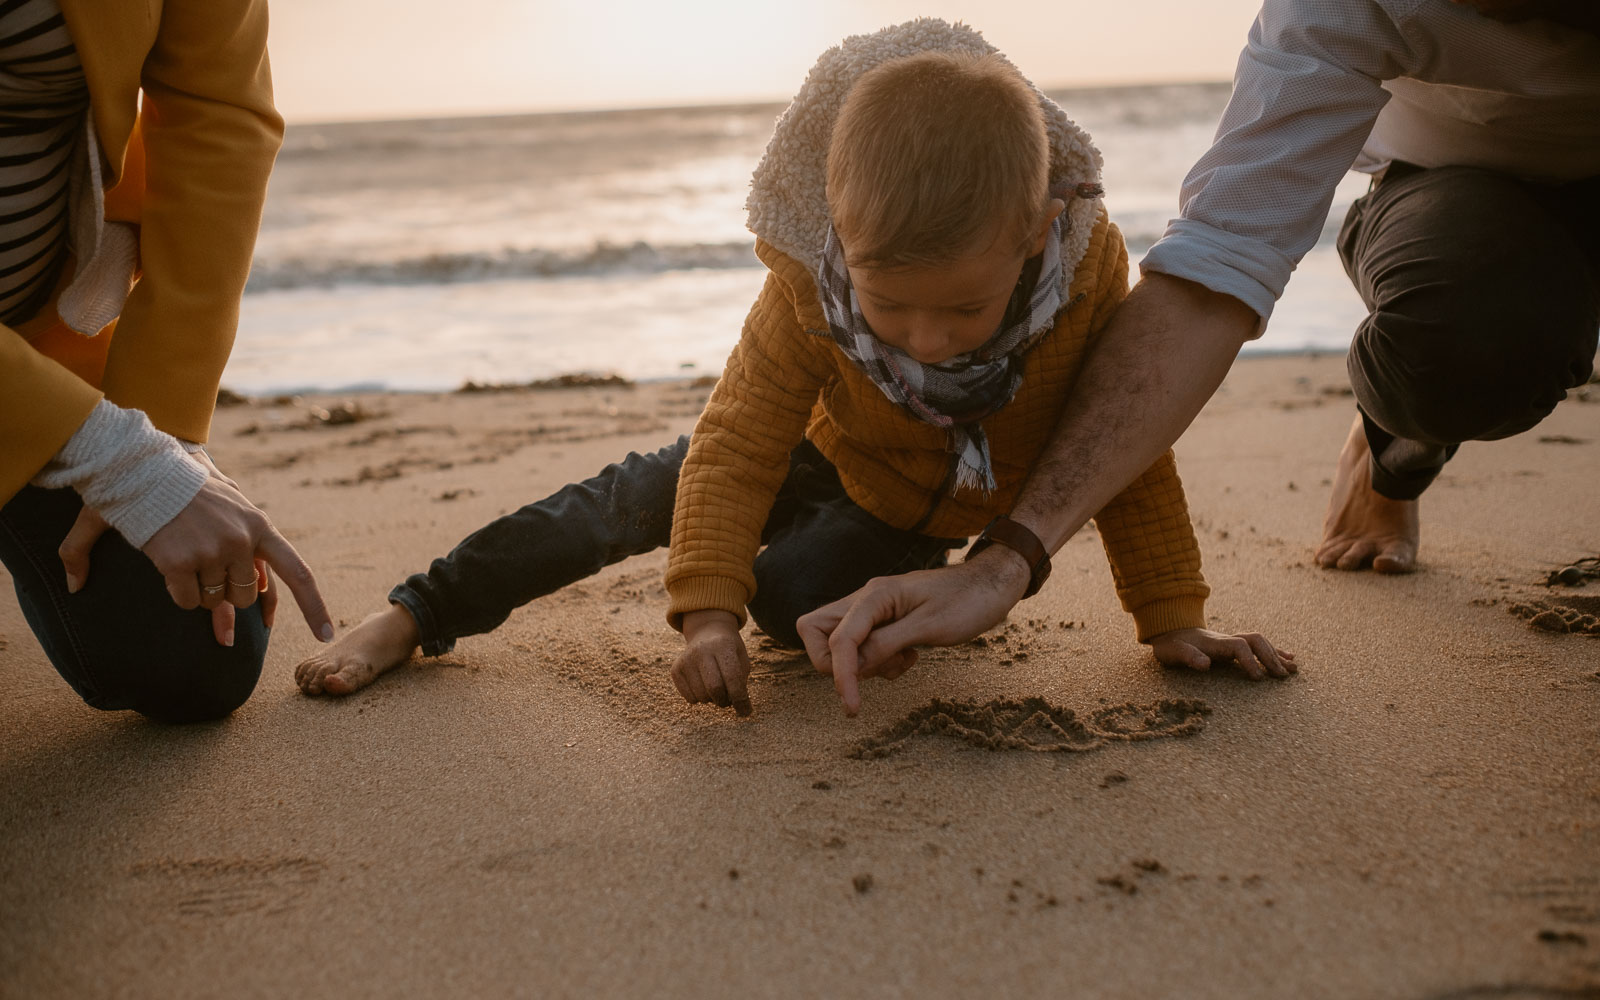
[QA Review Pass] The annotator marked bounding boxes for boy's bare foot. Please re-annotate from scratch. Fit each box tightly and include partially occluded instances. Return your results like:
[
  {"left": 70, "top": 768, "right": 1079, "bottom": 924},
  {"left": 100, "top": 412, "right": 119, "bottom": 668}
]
[
  {"left": 295, "top": 603, "right": 421, "bottom": 696},
  {"left": 1315, "top": 416, "right": 1420, "bottom": 573}
]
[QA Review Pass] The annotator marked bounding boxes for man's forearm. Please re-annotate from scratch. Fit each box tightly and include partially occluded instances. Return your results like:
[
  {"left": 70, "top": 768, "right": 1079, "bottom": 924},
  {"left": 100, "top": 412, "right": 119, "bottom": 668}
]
[{"left": 1010, "top": 272, "right": 1259, "bottom": 552}]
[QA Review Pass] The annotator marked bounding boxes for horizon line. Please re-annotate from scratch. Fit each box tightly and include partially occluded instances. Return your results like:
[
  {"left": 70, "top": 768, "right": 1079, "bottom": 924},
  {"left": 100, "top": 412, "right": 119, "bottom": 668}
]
[{"left": 278, "top": 76, "right": 1234, "bottom": 129}]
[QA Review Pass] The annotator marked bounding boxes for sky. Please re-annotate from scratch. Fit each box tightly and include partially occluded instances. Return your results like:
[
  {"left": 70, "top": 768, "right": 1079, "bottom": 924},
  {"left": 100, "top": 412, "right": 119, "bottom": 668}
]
[{"left": 268, "top": 0, "right": 1265, "bottom": 123}]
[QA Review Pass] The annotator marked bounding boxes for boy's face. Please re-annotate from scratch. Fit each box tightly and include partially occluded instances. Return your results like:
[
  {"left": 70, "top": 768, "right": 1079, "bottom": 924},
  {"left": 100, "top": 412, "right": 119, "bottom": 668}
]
[{"left": 848, "top": 202, "right": 1063, "bottom": 366}]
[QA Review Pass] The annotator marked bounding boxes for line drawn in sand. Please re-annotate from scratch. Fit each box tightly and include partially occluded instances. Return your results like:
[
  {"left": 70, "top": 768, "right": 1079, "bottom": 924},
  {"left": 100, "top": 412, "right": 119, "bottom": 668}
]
[
  {"left": 128, "top": 856, "right": 326, "bottom": 918},
  {"left": 850, "top": 696, "right": 1211, "bottom": 759}
]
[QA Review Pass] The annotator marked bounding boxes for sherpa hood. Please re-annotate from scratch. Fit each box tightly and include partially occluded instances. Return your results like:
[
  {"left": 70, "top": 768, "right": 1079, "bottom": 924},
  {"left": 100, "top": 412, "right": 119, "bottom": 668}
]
[{"left": 744, "top": 18, "right": 1105, "bottom": 300}]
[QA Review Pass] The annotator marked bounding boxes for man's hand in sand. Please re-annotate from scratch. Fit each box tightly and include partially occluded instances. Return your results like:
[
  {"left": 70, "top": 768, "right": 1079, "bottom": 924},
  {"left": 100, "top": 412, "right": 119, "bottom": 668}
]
[
  {"left": 672, "top": 609, "right": 753, "bottom": 716},
  {"left": 797, "top": 547, "right": 1029, "bottom": 716},
  {"left": 57, "top": 451, "right": 330, "bottom": 647},
  {"left": 1147, "top": 627, "right": 1297, "bottom": 680}
]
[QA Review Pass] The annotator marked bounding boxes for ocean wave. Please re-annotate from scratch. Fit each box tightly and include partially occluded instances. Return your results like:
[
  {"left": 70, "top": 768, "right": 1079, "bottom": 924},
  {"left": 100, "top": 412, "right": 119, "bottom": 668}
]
[{"left": 245, "top": 239, "right": 760, "bottom": 293}]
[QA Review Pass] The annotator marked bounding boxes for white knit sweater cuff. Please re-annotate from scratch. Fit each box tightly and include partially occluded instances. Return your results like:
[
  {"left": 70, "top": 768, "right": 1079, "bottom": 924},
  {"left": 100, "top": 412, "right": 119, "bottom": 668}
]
[{"left": 31, "top": 399, "right": 211, "bottom": 548}]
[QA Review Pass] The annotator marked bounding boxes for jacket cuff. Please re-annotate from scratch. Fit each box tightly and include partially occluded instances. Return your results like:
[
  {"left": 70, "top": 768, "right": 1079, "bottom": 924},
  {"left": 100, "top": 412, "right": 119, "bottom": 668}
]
[
  {"left": 666, "top": 575, "right": 750, "bottom": 632},
  {"left": 1131, "top": 596, "right": 1207, "bottom": 644}
]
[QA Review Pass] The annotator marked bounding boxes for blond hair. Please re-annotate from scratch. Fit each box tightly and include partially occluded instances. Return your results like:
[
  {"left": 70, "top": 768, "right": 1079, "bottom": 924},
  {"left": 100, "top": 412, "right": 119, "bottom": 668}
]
[{"left": 826, "top": 50, "right": 1050, "bottom": 269}]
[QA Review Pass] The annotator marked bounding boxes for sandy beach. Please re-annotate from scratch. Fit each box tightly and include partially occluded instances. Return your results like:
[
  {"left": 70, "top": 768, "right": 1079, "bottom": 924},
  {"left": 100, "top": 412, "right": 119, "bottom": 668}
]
[{"left": 2, "top": 353, "right": 1597, "bottom": 998}]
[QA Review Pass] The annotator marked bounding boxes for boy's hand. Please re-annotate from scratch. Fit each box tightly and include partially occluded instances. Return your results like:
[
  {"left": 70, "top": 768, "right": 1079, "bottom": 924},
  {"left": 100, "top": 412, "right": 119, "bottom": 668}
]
[
  {"left": 1147, "top": 627, "right": 1296, "bottom": 680},
  {"left": 672, "top": 609, "right": 753, "bottom": 716}
]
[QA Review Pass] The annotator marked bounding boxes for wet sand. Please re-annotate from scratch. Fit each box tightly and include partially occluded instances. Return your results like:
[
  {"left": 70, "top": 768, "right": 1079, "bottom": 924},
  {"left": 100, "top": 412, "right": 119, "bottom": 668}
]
[{"left": 2, "top": 354, "right": 1598, "bottom": 998}]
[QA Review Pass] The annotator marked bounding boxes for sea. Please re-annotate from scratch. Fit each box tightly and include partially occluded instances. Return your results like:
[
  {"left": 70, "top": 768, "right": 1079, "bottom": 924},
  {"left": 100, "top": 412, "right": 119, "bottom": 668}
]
[{"left": 228, "top": 82, "right": 1372, "bottom": 394}]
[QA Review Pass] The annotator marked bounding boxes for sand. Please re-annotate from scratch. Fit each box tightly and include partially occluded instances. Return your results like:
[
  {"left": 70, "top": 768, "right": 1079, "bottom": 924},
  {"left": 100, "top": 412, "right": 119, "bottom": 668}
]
[{"left": 2, "top": 354, "right": 1597, "bottom": 998}]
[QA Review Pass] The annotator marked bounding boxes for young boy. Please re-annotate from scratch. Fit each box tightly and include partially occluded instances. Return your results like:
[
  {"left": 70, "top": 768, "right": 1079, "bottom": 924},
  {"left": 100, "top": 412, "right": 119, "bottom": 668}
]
[{"left": 297, "top": 20, "right": 1294, "bottom": 714}]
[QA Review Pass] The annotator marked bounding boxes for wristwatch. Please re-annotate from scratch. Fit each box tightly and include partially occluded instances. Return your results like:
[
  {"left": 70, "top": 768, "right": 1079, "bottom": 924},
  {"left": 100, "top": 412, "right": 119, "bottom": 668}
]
[{"left": 965, "top": 516, "right": 1051, "bottom": 599}]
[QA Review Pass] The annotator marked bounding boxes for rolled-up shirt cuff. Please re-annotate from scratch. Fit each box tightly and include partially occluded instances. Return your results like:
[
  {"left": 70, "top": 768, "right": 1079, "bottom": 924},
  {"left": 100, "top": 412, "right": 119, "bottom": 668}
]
[{"left": 1139, "top": 218, "right": 1299, "bottom": 337}]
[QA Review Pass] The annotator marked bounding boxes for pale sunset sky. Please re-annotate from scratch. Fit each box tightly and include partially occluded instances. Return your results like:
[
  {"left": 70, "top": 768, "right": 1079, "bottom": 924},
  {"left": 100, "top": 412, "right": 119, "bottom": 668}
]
[{"left": 268, "top": 0, "right": 1266, "bottom": 123}]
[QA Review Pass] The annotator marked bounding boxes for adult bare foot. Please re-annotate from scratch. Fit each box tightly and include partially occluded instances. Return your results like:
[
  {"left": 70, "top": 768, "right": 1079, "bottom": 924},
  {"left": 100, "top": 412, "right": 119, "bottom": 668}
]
[
  {"left": 296, "top": 603, "right": 421, "bottom": 696},
  {"left": 1316, "top": 415, "right": 1420, "bottom": 573}
]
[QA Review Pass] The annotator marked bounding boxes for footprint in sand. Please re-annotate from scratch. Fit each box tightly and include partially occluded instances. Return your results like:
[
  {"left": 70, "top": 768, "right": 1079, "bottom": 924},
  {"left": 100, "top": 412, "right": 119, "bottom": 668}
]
[
  {"left": 129, "top": 856, "right": 326, "bottom": 918},
  {"left": 1508, "top": 593, "right": 1600, "bottom": 636},
  {"left": 849, "top": 696, "right": 1211, "bottom": 759}
]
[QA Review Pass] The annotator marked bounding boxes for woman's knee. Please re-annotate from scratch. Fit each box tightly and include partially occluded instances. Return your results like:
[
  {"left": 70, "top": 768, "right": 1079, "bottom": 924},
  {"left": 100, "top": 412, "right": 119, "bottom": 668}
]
[{"left": 123, "top": 616, "right": 268, "bottom": 723}]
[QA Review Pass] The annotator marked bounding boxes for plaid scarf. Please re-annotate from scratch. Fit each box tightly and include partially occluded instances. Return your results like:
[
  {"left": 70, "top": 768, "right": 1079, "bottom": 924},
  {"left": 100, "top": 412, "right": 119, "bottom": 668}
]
[{"left": 815, "top": 215, "right": 1063, "bottom": 494}]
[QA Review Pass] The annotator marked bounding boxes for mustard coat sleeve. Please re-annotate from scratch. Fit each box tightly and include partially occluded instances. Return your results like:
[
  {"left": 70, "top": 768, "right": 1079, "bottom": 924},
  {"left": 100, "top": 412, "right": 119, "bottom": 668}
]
[
  {"left": 0, "top": 334, "right": 105, "bottom": 505},
  {"left": 664, "top": 268, "right": 835, "bottom": 629},
  {"left": 97, "top": 0, "right": 283, "bottom": 445}
]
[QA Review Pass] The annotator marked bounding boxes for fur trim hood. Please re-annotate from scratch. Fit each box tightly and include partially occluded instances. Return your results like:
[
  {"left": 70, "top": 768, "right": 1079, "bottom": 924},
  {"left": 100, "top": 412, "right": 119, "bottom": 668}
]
[{"left": 745, "top": 18, "right": 1105, "bottom": 296}]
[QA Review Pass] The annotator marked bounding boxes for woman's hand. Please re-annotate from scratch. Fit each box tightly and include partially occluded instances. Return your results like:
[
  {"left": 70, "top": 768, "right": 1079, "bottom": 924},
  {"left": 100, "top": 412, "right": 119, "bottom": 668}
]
[
  {"left": 57, "top": 454, "right": 327, "bottom": 647},
  {"left": 1147, "top": 627, "right": 1297, "bottom": 680}
]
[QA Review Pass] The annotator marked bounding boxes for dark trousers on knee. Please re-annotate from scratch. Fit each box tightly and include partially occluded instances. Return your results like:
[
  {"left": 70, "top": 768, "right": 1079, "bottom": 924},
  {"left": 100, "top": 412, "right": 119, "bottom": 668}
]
[
  {"left": 1338, "top": 162, "right": 1600, "bottom": 499},
  {"left": 389, "top": 436, "right": 962, "bottom": 655},
  {"left": 0, "top": 486, "right": 267, "bottom": 722}
]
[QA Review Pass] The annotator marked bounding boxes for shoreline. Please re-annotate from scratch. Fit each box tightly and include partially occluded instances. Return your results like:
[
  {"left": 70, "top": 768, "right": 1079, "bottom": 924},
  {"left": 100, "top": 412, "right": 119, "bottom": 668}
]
[{"left": 215, "top": 345, "right": 1361, "bottom": 402}]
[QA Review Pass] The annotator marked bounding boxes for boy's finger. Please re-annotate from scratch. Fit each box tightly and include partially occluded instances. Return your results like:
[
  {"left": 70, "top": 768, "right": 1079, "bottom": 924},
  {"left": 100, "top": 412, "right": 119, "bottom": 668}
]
[
  {"left": 1171, "top": 642, "right": 1210, "bottom": 671},
  {"left": 1247, "top": 634, "right": 1289, "bottom": 677},
  {"left": 670, "top": 664, "right": 697, "bottom": 703},
  {"left": 724, "top": 664, "right": 752, "bottom": 717},
  {"left": 1225, "top": 637, "right": 1265, "bottom": 680},
  {"left": 697, "top": 657, "right": 730, "bottom": 708}
]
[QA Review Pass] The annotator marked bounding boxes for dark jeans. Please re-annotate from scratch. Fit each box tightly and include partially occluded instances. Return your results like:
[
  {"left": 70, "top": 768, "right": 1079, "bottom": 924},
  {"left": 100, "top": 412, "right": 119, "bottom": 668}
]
[
  {"left": 390, "top": 436, "right": 963, "bottom": 655},
  {"left": 0, "top": 486, "right": 267, "bottom": 722},
  {"left": 1338, "top": 161, "right": 1600, "bottom": 499}
]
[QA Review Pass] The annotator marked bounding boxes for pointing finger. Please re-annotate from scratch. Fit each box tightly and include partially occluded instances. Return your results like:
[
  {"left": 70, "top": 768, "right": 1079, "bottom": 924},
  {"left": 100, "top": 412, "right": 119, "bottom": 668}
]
[
  {"left": 257, "top": 559, "right": 277, "bottom": 630},
  {"left": 257, "top": 527, "right": 333, "bottom": 642}
]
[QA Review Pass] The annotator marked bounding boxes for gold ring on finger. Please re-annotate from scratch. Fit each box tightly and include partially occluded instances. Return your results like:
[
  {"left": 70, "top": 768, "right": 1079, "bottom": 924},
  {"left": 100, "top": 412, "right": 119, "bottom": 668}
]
[
  {"left": 202, "top": 582, "right": 227, "bottom": 595},
  {"left": 228, "top": 570, "right": 261, "bottom": 588}
]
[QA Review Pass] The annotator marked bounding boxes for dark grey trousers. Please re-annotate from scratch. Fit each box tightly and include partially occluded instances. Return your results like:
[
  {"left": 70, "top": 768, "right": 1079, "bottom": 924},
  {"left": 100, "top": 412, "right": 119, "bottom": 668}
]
[
  {"left": 1337, "top": 162, "right": 1600, "bottom": 499},
  {"left": 390, "top": 437, "right": 962, "bottom": 655}
]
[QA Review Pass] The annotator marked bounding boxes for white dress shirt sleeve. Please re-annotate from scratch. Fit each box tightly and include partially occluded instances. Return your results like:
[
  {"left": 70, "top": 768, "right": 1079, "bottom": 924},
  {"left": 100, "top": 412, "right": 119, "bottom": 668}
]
[{"left": 1140, "top": 0, "right": 1433, "bottom": 328}]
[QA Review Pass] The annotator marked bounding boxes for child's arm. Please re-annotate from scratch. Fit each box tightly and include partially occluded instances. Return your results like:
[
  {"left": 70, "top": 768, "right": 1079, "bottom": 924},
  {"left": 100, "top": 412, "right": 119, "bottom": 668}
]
[
  {"left": 671, "top": 610, "right": 751, "bottom": 715},
  {"left": 1092, "top": 449, "right": 1295, "bottom": 679},
  {"left": 665, "top": 258, "right": 834, "bottom": 714}
]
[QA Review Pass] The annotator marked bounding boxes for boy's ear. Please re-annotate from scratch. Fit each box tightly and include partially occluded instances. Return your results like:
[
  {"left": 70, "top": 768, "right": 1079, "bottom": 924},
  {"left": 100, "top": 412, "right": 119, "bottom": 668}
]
[{"left": 1029, "top": 198, "right": 1067, "bottom": 256}]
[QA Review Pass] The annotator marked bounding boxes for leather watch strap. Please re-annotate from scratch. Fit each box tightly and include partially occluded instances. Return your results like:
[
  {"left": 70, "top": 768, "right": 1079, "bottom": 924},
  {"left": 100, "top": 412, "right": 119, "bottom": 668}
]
[{"left": 965, "top": 515, "right": 1051, "bottom": 599}]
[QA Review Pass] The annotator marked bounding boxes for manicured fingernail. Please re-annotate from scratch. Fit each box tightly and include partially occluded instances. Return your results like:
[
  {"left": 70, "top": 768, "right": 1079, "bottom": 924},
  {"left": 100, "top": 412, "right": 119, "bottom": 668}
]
[
  {"left": 320, "top": 623, "right": 335, "bottom": 642},
  {"left": 65, "top": 574, "right": 82, "bottom": 594},
  {"left": 223, "top": 629, "right": 235, "bottom": 648}
]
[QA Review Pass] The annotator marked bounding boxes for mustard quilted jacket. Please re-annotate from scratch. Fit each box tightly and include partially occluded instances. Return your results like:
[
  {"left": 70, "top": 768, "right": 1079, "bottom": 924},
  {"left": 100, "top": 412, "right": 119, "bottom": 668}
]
[
  {"left": 666, "top": 214, "right": 1210, "bottom": 642},
  {"left": 665, "top": 19, "right": 1209, "bottom": 642}
]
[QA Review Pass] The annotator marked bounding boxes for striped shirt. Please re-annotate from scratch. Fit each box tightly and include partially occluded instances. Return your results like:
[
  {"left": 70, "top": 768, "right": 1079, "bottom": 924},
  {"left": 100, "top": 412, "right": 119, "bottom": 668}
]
[
  {"left": 0, "top": 0, "right": 85, "bottom": 328},
  {"left": 1141, "top": 0, "right": 1600, "bottom": 327}
]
